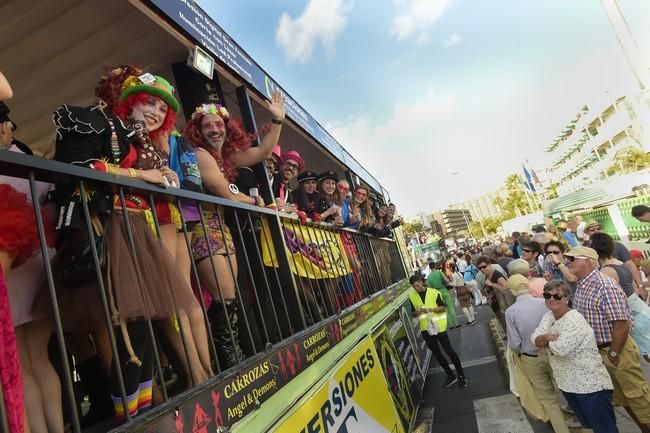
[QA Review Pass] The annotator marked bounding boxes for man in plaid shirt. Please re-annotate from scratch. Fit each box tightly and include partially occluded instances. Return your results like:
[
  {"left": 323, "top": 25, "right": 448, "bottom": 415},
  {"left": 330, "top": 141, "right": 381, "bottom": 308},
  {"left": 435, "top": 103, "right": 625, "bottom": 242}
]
[{"left": 567, "top": 246, "right": 650, "bottom": 432}]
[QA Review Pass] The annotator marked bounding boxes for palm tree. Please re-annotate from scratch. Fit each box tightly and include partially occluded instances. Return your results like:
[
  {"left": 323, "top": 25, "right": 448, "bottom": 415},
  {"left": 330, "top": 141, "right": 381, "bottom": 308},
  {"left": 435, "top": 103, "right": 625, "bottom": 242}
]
[{"left": 606, "top": 146, "right": 650, "bottom": 175}]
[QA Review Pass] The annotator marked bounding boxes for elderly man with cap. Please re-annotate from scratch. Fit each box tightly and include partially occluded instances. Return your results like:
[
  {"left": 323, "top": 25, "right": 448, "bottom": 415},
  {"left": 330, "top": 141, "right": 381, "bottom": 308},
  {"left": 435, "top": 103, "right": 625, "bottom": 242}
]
[
  {"left": 272, "top": 149, "right": 304, "bottom": 211},
  {"left": 585, "top": 220, "right": 645, "bottom": 298},
  {"left": 505, "top": 275, "right": 570, "bottom": 433},
  {"left": 568, "top": 245, "right": 650, "bottom": 432}
]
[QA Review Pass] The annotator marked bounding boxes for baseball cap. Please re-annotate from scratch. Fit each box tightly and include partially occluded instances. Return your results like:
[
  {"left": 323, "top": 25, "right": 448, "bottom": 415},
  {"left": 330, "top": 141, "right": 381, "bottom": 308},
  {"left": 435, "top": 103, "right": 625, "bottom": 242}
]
[
  {"left": 630, "top": 250, "right": 643, "bottom": 260},
  {"left": 506, "top": 274, "right": 529, "bottom": 296},
  {"left": 564, "top": 246, "right": 599, "bottom": 261},
  {"left": 585, "top": 220, "right": 602, "bottom": 230}
]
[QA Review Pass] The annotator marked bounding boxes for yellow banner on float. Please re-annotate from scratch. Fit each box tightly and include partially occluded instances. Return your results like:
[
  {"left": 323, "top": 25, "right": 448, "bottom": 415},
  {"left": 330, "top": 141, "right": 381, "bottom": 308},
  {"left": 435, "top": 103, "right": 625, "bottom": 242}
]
[
  {"left": 272, "top": 336, "right": 404, "bottom": 433},
  {"left": 261, "top": 220, "right": 352, "bottom": 279}
]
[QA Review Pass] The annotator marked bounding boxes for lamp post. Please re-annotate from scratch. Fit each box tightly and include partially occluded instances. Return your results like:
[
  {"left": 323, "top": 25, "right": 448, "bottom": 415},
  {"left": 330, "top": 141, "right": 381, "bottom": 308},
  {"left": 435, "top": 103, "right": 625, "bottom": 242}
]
[
  {"left": 461, "top": 209, "right": 477, "bottom": 239},
  {"left": 601, "top": 0, "right": 649, "bottom": 90}
]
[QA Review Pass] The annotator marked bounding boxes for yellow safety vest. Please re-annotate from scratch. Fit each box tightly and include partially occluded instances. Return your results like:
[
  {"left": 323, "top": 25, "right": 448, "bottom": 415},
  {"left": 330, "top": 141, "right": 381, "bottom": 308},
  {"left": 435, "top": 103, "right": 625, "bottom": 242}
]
[{"left": 409, "top": 287, "right": 448, "bottom": 333}]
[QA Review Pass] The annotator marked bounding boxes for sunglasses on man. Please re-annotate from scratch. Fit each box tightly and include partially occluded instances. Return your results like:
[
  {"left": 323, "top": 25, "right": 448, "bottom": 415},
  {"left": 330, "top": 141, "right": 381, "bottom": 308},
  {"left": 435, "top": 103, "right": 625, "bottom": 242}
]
[{"left": 566, "top": 255, "right": 591, "bottom": 262}]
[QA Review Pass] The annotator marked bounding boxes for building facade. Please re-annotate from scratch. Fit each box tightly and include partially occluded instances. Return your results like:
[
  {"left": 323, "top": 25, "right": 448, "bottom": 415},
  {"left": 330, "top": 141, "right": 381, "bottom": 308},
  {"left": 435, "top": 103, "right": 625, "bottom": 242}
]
[
  {"left": 543, "top": 90, "right": 650, "bottom": 196},
  {"left": 429, "top": 212, "right": 447, "bottom": 237},
  {"left": 437, "top": 208, "right": 473, "bottom": 236},
  {"left": 449, "top": 187, "right": 509, "bottom": 222}
]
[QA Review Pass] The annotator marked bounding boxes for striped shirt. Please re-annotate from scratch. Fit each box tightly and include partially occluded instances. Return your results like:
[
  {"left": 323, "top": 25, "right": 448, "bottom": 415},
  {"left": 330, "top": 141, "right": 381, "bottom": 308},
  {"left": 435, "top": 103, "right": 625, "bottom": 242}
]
[{"left": 573, "top": 268, "right": 631, "bottom": 345}]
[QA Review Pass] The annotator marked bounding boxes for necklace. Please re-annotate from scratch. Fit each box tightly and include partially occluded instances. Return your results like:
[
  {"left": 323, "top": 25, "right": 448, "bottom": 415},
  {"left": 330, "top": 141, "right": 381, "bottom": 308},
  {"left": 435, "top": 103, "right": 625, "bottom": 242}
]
[{"left": 131, "top": 119, "right": 168, "bottom": 169}]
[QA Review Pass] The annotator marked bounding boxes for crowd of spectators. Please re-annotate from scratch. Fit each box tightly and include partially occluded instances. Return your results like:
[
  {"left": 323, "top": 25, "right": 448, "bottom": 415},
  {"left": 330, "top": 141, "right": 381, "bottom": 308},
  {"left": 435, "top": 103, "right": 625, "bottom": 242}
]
[
  {"left": 0, "top": 67, "right": 404, "bottom": 432},
  {"left": 415, "top": 216, "right": 650, "bottom": 433}
]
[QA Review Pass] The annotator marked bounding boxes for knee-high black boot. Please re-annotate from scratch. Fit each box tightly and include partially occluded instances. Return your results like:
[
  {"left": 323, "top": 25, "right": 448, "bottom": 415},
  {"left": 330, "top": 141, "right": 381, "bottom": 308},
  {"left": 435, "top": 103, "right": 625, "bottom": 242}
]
[
  {"left": 208, "top": 301, "right": 245, "bottom": 370},
  {"left": 77, "top": 355, "right": 114, "bottom": 427}
]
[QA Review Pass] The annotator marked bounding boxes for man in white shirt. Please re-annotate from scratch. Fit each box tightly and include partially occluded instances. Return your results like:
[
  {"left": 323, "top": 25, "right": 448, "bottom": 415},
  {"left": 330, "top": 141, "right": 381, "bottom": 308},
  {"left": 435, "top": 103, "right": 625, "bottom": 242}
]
[
  {"left": 456, "top": 253, "right": 467, "bottom": 273},
  {"left": 506, "top": 275, "right": 570, "bottom": 433}
]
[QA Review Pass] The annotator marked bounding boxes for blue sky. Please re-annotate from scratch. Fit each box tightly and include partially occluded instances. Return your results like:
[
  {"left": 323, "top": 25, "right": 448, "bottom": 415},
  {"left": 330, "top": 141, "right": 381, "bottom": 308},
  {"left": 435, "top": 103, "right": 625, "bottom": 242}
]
[{"left": 200, "top": 0, "right": 650, "bottom": 218}]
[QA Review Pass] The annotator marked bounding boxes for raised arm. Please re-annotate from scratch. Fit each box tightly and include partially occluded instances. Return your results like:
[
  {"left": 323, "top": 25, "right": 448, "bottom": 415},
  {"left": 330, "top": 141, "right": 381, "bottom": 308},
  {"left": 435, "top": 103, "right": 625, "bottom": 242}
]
[
  {"left": 0, "top": 72, "right": 12, "bottom": 100},
  {"left": 231, "top": 91, "right": 285, "bottom": 168},
  {"left": 197, "top": 150, "right": 263, "bottom": 206}
]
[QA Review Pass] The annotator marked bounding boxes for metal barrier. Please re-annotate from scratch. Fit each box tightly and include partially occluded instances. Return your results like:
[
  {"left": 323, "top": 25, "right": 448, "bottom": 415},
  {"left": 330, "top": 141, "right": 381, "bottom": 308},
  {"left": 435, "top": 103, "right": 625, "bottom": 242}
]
[{"left": 0, "top": 149, "right": 407, "bottom": 432}]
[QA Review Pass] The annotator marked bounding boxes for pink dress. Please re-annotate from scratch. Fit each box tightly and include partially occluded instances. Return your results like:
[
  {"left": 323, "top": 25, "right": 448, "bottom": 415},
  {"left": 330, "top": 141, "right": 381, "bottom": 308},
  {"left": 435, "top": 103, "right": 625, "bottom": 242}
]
[
  {"left": 0, "top": 268, "right": 24, "bottom": 433},
  {"left": 0, "top": 145, "right": 53, "bottom": 432}
]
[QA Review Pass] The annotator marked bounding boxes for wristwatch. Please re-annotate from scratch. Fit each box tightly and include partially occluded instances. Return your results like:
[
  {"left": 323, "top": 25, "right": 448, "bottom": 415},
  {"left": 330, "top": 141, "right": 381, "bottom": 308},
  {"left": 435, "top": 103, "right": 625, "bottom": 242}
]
[{"left": 609, "top": 350, "right": 618, "bottom": 358}]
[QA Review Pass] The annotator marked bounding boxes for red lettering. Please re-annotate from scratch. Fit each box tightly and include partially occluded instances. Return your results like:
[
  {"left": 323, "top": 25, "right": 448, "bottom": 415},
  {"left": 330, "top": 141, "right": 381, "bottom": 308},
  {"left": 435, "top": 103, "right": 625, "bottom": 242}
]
[
  {"left": 286, "top": 348, "right": 297, "bottom": 377},
  {"left": 175, "top": 412, "right": 184, "bottom": 433},
  {"left": 192, "top": 403, "right": 211, "bottom": 433},
  {"left": 294, "top": 343, "right": 302, "bottom": 370},
  {"left": 278, "top": 351, "right": 288, "bottom": 380},
  {"left": 211, "top": 390, "right": 223, "bottom": 427}
]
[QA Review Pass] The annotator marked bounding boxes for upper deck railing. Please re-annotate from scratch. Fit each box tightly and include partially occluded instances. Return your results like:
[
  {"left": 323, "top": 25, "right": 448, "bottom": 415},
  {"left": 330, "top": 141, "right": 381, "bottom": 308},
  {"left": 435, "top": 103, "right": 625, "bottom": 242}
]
[{"left": 0, "top": 149, "right": 407, "bottom": 433}]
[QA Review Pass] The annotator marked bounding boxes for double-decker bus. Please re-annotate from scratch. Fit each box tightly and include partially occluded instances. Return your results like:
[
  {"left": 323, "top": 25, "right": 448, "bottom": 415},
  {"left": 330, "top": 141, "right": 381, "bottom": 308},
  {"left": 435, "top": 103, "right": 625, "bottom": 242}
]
[{"left": 0, "top": 2, "right": 428, "bottom": 432}]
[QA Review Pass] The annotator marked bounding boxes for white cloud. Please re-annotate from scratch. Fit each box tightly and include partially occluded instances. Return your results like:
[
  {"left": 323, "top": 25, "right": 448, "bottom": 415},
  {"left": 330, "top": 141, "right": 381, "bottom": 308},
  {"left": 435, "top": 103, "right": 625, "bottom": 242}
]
[
  {"left": 442, "top": 32, "right": 461, "bottom": 48},
  {"left": 276, "top": 0, "right": 351, "bottom": 63},
  {"left": 416, "top": 32, "right": 432, "bottom": 45},
  {"left": 328, "top": 88, "right": 458, "bottom": 218},
  {"left": 390, "top": 0, "right": 453, "bottom": 41}
]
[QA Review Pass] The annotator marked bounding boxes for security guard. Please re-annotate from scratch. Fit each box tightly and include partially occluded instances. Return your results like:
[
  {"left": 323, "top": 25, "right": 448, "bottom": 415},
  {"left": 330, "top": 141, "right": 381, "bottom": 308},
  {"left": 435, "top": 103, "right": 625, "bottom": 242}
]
[{"left": 409, "top": 274, "right": 467, "bottom": 388}]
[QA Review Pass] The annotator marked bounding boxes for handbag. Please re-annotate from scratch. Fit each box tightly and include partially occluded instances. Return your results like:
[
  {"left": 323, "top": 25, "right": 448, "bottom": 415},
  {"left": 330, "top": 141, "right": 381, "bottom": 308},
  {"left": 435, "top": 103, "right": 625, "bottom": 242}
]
[{"left": 54, "top": 215, "right": 107, "bottom": 287}]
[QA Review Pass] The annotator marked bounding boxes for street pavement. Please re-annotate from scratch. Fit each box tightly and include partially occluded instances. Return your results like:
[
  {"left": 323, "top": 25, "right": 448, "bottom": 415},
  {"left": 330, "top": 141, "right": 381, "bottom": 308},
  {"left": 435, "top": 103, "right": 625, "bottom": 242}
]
[{"left": 413, "top": 305, "right": 648, "bottom": 433}]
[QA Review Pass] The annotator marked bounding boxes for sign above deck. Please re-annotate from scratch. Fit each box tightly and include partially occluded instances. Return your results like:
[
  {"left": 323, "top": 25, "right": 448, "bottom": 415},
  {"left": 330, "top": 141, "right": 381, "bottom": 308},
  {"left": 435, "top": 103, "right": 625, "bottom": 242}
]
[{"left": 148, "top": 0, "right": 382, "bottom": 193}]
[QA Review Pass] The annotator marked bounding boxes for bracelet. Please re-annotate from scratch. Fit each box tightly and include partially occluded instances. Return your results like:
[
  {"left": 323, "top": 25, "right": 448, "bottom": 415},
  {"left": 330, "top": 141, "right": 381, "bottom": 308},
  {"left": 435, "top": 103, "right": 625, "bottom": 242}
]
[
  {"left": 271, "top": 118, "right": 283, "bottom": 125},
  {"left": 128, "top": 168, "right": 137, "bottom": 178},
  {"left": 106, "top": 164, "right": 118, "bottom": 175}
]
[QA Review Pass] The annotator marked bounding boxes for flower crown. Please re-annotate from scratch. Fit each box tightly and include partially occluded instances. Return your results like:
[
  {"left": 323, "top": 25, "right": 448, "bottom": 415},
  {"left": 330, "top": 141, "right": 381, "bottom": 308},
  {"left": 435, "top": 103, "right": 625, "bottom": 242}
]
[{"left": 191, "top": 103, "right": 230, "bottom": 121}]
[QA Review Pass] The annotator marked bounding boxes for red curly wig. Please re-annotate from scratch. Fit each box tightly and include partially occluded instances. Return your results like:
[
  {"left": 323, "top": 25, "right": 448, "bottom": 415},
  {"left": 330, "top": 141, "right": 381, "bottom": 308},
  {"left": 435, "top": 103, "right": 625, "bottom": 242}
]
[
  {"left": 182, "top": 113, "right": 255, "bottom": 182},
  {"left": 95, "top": 65, "right": 143, "bottom": 112},
  {"left": 114, "top": 93, "right": 177, "bottom": 143},
  {"left": 95, "top": 65, "right": 177, "bottom": 143}
]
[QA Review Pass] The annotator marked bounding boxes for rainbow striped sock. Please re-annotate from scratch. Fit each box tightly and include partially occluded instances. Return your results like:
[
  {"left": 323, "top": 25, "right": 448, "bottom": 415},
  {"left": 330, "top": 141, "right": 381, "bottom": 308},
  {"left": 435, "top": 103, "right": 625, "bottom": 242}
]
[
  {"left": 112, "top": 388, "right": 139, "bottom": 420},
  {"left": 137, "top": 379, "right": 153, "bottom": 412}
]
